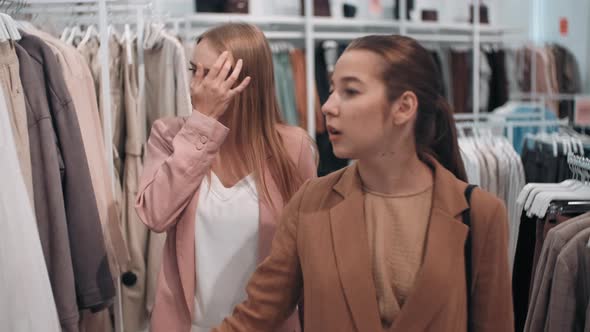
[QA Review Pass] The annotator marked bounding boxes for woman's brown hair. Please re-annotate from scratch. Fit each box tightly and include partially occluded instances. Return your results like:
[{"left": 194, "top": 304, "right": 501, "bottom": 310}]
[
  {"left": 346, "top": 35, "right": 467, "bottom": 181},
  {"left": 197, "top": 23, "right": 308, "bottom": 204}
]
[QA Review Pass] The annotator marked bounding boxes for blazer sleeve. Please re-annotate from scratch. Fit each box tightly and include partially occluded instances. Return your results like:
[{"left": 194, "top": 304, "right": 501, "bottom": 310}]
[
  {"left": 135, "top": 111, "right": 228, "bottom": 233},
  {"left": 212, "top": 180, "right": 311, "bottom": 332},
  {"left": 471, "top": 196, "right": 515, "bottom": 332}
]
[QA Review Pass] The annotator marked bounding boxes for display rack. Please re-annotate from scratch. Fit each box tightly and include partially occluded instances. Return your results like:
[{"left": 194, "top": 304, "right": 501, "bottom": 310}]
[
  {"left": 165, "top": 3, "right": 526, "bottom": 137},
  {"left": 8, "top": 4, "right": 150, "bottom": 331}
]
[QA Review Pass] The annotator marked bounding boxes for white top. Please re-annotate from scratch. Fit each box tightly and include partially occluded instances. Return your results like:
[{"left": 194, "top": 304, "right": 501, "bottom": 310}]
[{"left": 192, "top": 172, "right": 259, "bottom": 332}]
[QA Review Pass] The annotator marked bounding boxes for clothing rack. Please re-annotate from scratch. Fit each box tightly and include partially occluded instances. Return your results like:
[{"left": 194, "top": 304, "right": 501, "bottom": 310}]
[
  {"left": 9, "top": 3, "right": 151, "bottom": 332},
  {"left": 455, "top": 118, "right": 568, "bottom": 147},
  {"left": 19, "top": 0, "right": 151, "bottom": 193}
]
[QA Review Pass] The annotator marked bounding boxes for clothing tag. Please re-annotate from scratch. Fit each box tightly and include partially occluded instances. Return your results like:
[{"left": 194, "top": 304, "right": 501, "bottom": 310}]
[{"left": 574, "top": 95, "right": 590, "bottom": 125}]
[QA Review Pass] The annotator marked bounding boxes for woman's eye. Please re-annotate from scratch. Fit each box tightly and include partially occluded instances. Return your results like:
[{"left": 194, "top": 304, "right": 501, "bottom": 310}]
[{"left": 343, "top": 88, "right": 359, "bottom": 96}]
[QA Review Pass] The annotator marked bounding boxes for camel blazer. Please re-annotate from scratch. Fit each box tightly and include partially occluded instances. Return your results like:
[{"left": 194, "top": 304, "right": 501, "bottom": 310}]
[
  {"left": 213, "top": 157, "right": 515, "bottom": 332},
  {"left": 135, "top": 111, "right": 316, "bottom": 332}
]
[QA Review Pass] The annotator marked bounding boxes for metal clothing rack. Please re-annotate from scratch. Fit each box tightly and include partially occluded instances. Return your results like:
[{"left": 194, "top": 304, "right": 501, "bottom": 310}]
[
  {"left": 455, "top": 115, "right": 568, "bottom": 147},
  {"left": 6, "top": 2, "right": 150, "bottom": 332},
  {"left": 18, "top": 0, "right": 151, "bottom": 193},
  {"left": 545, "top": 154, "right": 590, "bottom": 221}
]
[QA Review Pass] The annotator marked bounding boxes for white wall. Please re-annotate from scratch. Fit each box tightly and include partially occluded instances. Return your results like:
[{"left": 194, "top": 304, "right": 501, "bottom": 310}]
[
  {"left": 154, "top": 0, "right": 193, "bottom": 15},
  {"left": 538, "top": 0, "right": 590, "bottom": 92}
]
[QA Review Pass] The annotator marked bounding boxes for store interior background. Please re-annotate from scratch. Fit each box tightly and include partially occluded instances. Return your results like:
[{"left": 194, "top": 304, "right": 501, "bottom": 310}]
[{"left": 151, "top": 0, "right": 590, "bottom": 94}]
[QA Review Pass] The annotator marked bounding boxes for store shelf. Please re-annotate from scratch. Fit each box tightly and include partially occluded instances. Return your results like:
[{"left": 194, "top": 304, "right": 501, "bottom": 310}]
[
  {"left": 184, "top": 13, "right": 304, "bottom": 26},
  {"left": 181, "top": 14, "right": 523, "bottom": 37},
  {"left": 312, "top": 17, "right": 400, "bottom": 29}
]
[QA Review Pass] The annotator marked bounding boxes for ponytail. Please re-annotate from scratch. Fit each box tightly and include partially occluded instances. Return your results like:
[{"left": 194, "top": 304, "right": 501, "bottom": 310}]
[
  {"left": 425, "top": 96, "right": 467, "bottom": 182},
  {"left": 415, "top": 94, "right": 467, "bottom": 182}
]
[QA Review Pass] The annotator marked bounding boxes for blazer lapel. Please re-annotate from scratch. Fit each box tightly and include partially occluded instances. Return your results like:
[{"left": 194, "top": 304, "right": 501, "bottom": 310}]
[
  {"left": 330, "top": 165, "right": 383, "bottom": 332},
  {"left": 391, "top": 157, "right": 470, "bottom": 331},
  {"left": 390, "top": 208, "right": 468, "bottom": 331}
]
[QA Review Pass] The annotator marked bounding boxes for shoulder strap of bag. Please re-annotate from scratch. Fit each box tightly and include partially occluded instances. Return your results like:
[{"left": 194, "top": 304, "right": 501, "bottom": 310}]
[{"left": 462, "top": 184, "right": 477, "bottom": 332}]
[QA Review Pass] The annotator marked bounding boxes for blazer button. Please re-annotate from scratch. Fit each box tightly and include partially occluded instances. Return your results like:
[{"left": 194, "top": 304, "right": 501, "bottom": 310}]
[
  {"left": 200, "top": 135, "right": 208, "bottom": 144},
  {"left": 121, "top": 271, "right": 137, "bottom": 287}
]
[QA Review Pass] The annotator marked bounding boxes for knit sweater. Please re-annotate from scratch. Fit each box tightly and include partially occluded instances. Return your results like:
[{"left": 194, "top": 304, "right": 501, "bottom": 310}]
[{"left": 364, "top": 186, "right": 433, "bottom": 329}]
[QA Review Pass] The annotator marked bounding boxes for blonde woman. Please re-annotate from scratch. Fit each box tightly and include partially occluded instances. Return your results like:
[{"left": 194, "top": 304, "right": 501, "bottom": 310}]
[{"left": 135, "top": 23, "right": 316, "bottom": 332}]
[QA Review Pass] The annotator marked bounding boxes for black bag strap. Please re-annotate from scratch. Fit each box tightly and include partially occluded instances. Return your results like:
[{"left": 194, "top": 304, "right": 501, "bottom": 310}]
[{"left": 462, "top": 184, "right": 477, "bottom": 332}]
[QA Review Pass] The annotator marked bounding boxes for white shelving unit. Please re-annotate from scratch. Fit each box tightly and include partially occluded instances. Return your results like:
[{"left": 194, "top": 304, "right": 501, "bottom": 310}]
[{"left": 176, "top": 11, "right": 525, "bottom": 136}]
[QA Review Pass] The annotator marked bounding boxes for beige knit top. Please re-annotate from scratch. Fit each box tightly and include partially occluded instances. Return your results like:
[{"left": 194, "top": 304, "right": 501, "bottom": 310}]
[{"left": 363, "top": 186, "right": 433, "bottom": 329}]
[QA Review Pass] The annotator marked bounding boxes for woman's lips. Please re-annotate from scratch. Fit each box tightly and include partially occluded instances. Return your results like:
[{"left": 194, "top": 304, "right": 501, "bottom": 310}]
[{"left": 327, "top": 125, "right": 342, "bottom": 141}]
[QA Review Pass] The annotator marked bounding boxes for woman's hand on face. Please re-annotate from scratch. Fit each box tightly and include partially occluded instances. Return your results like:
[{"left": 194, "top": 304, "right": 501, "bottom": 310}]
[{"left": 191, "top": 51, "right": 251, "bottom": 120}]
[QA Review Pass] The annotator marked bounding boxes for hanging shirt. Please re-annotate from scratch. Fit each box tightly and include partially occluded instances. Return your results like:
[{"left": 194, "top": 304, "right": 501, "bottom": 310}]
[{"left": 192, "top": 172, "right": 259, "bottom": 332}]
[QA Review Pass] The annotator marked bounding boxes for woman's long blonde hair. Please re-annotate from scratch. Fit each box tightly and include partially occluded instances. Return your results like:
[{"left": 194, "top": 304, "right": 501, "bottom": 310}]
[{"left": 198, "top": 22, "right": 306, "bottom": 205}]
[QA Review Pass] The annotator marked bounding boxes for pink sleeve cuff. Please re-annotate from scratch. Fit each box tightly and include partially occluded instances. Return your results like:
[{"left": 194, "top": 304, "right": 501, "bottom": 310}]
[{"left": 178, "top": 111, "right": 229, "bottom": 151}]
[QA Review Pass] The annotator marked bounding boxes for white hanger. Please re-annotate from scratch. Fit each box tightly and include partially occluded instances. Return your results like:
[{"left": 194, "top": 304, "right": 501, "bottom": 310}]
[
  {"left": 124, "top": 24, "right": 134, "bottom": 65},
  {"left": 529, "top": 155, "right": 590, "bottom": 218},
  {"left": 523, "top": 181, "right": 582, "bottom": 216},
  {"left": 66, "top": 25, "right": 83, "bottom": 45},
  {"left": 60, "top": 26, "right": 71, "bottom": 41},
  {"left": 580, "top": 138, "right": 585, "bottom": 156},
  {"left": 0, "top": 13, "right": 21, "bottom": 41},
  {"left": 0, "top": 16, "right": 10, "bottom": 42},
  {"left": 79, "top": 24, "right": 98, "bottom": 48}
]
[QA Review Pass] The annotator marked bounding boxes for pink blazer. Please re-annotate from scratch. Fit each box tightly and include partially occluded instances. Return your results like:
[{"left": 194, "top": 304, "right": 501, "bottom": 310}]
[{"left": 135, "top": 111, "right": 316, "bottom": 332}]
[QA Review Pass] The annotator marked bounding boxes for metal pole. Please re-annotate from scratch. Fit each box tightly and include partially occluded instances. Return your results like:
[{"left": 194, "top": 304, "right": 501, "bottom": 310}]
[
  {"left": 472, "top": 0, "right": 481, "bottom": 118},
  {"left": 399, "top": 0, "right": 407, "bottom": 35},
  {"left": 137, "top": 6, "right": 147, "bottom": 144},
  {"left": 98, "top": 0, "right": 114, "bottom": 193},
  {"left": 305, "top": 0, "right": 316, "bottom": 137}
]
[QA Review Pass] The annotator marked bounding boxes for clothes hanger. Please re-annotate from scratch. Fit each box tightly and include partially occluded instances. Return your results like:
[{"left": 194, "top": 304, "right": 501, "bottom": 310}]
[
  {"left": 66, "top": 25, "right": 83, "bottom": 46},
  {"left": 0, "top": 14, "right": 11, "bottom": 42},
  {"left": 0, "top": 13, "right": 20, "bottom": 42},
  {"left": 529, "top": 156, "right": 590, "bottom": 218},
  {"left": 124, "top": 23, "right": 134, "bottom": 65},
  {"left": 0, "top": 13, "right": 21, "bottom": 40},
  {"left": 60, "top": 26, "right": 71, "bottom": 41},
  {"left": 78, "top": 24, "right": 98, "bottom": 48},
  {"left": 518, "top": 136, "right": 579, "bottom": 211}
]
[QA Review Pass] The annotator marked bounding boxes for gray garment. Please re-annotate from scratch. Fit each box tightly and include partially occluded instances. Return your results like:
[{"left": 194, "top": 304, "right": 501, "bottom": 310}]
[
  {"left": 546, "top": 227, "right": 590, "bottom": 332},
  {"left": 120, "top": 37, "right": 150, "bottom": 332},
  {"left": 18, "top": 31, "right": 115, "bottom": 312},
  {"left": 14, "top": 41, "right": 80, "bottom": 332},
  {"left": 143, "top": 26, "right": 189, "bottom": 316},
  {"left": 504, "top": 49, "right": 521, "bottom": 100},
  {"left": 78, "top": 34, "right": 125, "bottom": 200},
  {"left": 143, "top": 24, "right": 191, "bottom": 133},
  {"left": 525, "top": 213, "right": 590, "bottom": 332},
  {"left": 272, "top": 52, "right": 298, "bottom": 126},
  {"left": 436, "top": 47, "right": 453, "bottom": 105}
]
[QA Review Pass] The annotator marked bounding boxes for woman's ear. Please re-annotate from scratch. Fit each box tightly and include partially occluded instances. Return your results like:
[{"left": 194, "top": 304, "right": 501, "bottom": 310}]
[{"left": 391, "top": 91, "right": 419, "bottom": 126}]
